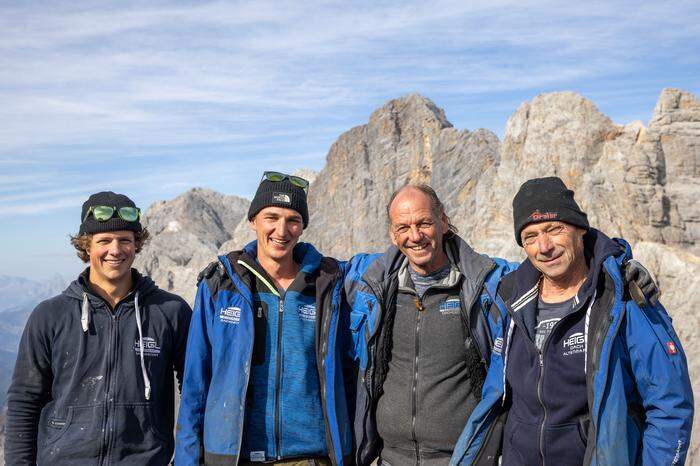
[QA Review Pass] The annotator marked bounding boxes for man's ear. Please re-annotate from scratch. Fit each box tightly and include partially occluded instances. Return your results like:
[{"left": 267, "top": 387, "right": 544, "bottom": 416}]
[
  {"left": 389, "top": 228, "right": 398, "bottom": 247},
  {"left": 249, "top": 218, "right": 256, "bottom": 231},
  {"left": 440, "top": 212, "right": 449, "bottom": 231}
]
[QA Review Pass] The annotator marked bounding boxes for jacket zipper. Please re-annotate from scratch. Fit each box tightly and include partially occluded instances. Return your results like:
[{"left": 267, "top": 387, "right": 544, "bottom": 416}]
[
  {"left": 412, "top": 296, "right": 423, "bottom": 465},
  {"left": 531, "top": 300, "right": 589, "bottom": 466},
  {"left": 101, "top": 310, "right": 119, "bottom": 465},
  {"left": 317, "top": 277, "right": 339, "bottom": 465},
  {"left": 274, "top": 297, "right": 284, "bottom": 460},
  {"left": 537, "top": 351, "right": 546, "bottom": 466},
  {"left": 588, "top": 307, "right": 625, "bottom": 465}
]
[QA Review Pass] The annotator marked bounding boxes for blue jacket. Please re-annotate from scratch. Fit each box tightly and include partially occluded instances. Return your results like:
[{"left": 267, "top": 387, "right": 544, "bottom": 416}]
[
  {"left": 343, "top": 235, "right": 517, "bottom": 465},
  {"left": 452, "top": 231, "right": 694, "bottom": 466},
  {"left": 174, "top": 242, "right": 355, "bottom": 466}
]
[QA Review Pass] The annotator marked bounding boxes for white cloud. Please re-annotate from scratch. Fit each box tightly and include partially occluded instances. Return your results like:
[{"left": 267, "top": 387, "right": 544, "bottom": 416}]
[{"left": 0, "top": 0, "right": 698, "bottom": 215}]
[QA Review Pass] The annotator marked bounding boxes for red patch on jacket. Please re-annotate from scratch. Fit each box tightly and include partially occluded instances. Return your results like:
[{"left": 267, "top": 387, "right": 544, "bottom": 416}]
[{"left": 667, "top": 341, "right": 678, "bottom": 355}]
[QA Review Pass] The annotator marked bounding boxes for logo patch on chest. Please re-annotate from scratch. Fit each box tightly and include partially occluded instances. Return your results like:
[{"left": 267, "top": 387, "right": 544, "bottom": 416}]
[
  {"left": 562, "top": 331, "right": 585, "bottom": 357},
  {"left": 220, "top": 306, "right": 241, "bottom": 324},
  {"left": 439, "top": 297, "right": 461, "bottom": 315},
  {"left": 298, "top": 303, "right": 317, "bottom": 321},
  {"left": 493, "top": 336, "right": 503, "bottom": 355},
  {"left": 134, "top": 337, "right": 161, "bottom": 357}
]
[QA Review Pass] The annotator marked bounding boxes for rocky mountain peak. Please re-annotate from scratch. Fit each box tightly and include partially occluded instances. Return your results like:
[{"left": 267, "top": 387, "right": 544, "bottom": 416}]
[
  {"left": 134, "top": 187, "right": 250, "bottom": 303},
  {"left": 651, "top": 88, "right": 700, "bottom": 126}
]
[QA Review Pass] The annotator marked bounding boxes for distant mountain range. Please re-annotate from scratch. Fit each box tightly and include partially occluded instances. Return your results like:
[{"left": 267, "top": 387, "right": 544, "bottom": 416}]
[{"left": 0, "top": 275, "right": 66, "bottom": 409}]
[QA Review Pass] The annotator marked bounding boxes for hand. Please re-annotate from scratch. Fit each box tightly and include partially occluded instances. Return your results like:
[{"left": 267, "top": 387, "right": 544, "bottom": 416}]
[{"left": 623, "top": 259, "right": 660, "bottom": 306}]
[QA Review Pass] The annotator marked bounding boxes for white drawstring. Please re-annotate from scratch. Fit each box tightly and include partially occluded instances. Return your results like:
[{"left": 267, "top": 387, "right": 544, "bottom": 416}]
[
  {"left": 134, "top": 292, "right": 152, "bottom": 400},
  {"left": 81, "top": 293, "right": 89, "bottom": 332},
  {"left": 583, "top": 290, "right": 597, "bottom": 374}
]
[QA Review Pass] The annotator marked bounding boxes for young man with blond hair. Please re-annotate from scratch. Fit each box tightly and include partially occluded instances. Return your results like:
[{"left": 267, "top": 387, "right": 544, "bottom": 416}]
[{"left": 5, "top": 191, "right": 192, "bottom": 465}]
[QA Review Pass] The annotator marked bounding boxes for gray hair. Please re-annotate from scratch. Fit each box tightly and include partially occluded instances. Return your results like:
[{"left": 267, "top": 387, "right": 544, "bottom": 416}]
[{"left": 386, "top": 183, "right": 458, "bottom": 235}]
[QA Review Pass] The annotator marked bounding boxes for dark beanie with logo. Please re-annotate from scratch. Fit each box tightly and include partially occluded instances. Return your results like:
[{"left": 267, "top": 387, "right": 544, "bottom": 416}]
[
  {"left": 79, "top": 191, "right": 142, "bottom": 235},
  {"left": 248, "top": 178, "right": 309, "bottom": 227},
  {"left": 512, "top": 176, "right": 589, "bottom": 246}
]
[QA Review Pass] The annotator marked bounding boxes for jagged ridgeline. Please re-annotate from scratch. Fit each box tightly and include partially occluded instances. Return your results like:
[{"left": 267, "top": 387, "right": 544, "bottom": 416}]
[{"left": 134, "top": 89, "right": 700, "bottom": 461}]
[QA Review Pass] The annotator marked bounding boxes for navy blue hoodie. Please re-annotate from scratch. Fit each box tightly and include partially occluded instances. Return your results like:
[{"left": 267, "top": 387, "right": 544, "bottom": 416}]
[{"left": 5, "top": 269, "right": 192, "bottom": 465}]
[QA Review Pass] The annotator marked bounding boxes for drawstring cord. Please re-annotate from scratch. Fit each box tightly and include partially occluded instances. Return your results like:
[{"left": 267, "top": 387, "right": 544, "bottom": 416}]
[
  {"left": 134, "top": 292, "right": 152, "bottom": 400},
  {"left": 81, "top": 290, "right": 151, "bottom": 400},
  {"left": 81, "top": 293, "right": 89, "bottom": 332}
]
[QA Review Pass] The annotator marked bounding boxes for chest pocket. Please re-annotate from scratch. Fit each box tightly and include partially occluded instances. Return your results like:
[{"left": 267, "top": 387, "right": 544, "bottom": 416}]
[{"left": 252, "top": 299, "right": 268, "bottom": 365}]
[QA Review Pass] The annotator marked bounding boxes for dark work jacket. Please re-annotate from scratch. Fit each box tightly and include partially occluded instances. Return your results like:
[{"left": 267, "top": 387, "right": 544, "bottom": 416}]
[{"left": 5, "top": 269, "right": 192, "bottom": 466}]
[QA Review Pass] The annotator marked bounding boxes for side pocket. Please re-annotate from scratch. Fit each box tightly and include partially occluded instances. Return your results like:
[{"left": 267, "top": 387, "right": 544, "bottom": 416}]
[
  {"left": 41, "top": 408, "right": 73, "bottom": 446},
  {"left": 112, "top": 403, "right": 171, "bottom": 459},
  {"left": 39, "top": 405, "right": 104, "bottom": 463},
  {"left": 473, "top": 410, "right": 508, "bottom": 466}
]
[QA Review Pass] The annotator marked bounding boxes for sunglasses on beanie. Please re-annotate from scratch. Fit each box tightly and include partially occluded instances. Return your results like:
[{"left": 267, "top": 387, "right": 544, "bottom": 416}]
[
  {"left": 82, "top": 205, "right": 141, "bottom": 223},
  {"left": 261, "top": 171, "right": 309, "bottom": 192}
]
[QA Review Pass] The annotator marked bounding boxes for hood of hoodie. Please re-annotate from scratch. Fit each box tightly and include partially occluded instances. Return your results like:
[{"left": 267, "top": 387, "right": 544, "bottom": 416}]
[{"left": 63, "top": 267, "right": 159, "bottom": 305}]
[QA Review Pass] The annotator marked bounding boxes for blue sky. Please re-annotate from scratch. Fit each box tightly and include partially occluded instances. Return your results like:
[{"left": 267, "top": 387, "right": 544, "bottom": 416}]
[{"left": 1, "top": 0, "right": 699, "bottom": 280}]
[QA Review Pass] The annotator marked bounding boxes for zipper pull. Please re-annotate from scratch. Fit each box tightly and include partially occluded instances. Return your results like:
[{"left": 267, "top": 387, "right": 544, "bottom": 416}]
[
  {"left": 257, "top": 307, "right": 263, "bottom": 318},
  {"left": 278, "top": 300, "right": 284, "bottom": 313},
  {"left": 539, "top": 352, "right": 544, "bottom": 367},
  {"left": 413, "top": 297, "right": 424, "bottom": 312}
]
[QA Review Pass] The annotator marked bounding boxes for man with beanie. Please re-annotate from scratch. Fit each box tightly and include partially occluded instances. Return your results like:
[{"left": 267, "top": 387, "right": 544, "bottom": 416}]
[
  {"left": 5, "top": 191, "right": 192, "bottom": 465},
  {"left": 175, "top": 172, "right": 355, "bottom": 465},
  {"left": 453, "top": 177, "right": 693, "bottom": 465}
]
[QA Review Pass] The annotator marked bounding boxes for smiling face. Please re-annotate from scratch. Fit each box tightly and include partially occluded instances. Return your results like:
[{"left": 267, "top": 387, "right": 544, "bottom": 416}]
[
  {"left": 250, "top": 206, "right": 304, "bottom": 264},
  {"left": 88, "top": 231, "right": 136, "bottom": 287},
  {"left": 389, "top": 187, "right": 449, "bottom": 275},
  {"left": 520, "top": 221, "right": 586, "bottom": 282}
]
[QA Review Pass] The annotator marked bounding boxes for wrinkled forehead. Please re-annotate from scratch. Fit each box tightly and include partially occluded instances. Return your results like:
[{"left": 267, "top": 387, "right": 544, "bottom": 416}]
[{"left": 389, "top": 189, "right": 437, "bottom": 222}]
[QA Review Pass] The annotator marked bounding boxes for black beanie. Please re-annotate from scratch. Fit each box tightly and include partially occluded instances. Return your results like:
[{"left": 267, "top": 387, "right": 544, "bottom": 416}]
[
  {"left": 79, "top": 191, "right": 142, "bottom": 235},
  {"left": 512, "top": 177, "right": 589, "bottom": 246},
  {"left": 248, "top": 178, "right": 309, "bottom": 227}
]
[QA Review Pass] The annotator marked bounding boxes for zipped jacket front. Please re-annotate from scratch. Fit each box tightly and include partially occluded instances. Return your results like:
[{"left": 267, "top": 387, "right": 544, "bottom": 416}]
[
  {"left": 175, "top": 242, "right": 354, "bottom": 466},
  {"left": 5, "top": 269, "right": 192, "bottom": 466},
  {"left": 452, "top": 231, "right": 694, "bottom": 466}
]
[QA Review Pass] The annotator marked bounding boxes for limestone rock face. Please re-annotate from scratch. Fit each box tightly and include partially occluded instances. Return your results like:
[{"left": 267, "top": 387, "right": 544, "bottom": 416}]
[
  {"left": 303, "top": 94, "right": 501, "bottom": 258},
  {"left": 649, "top": 88, "right": 700, "bottom": 254},
  {"left": 134, "top": 187, "right": 249, "bottom": 303}
]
